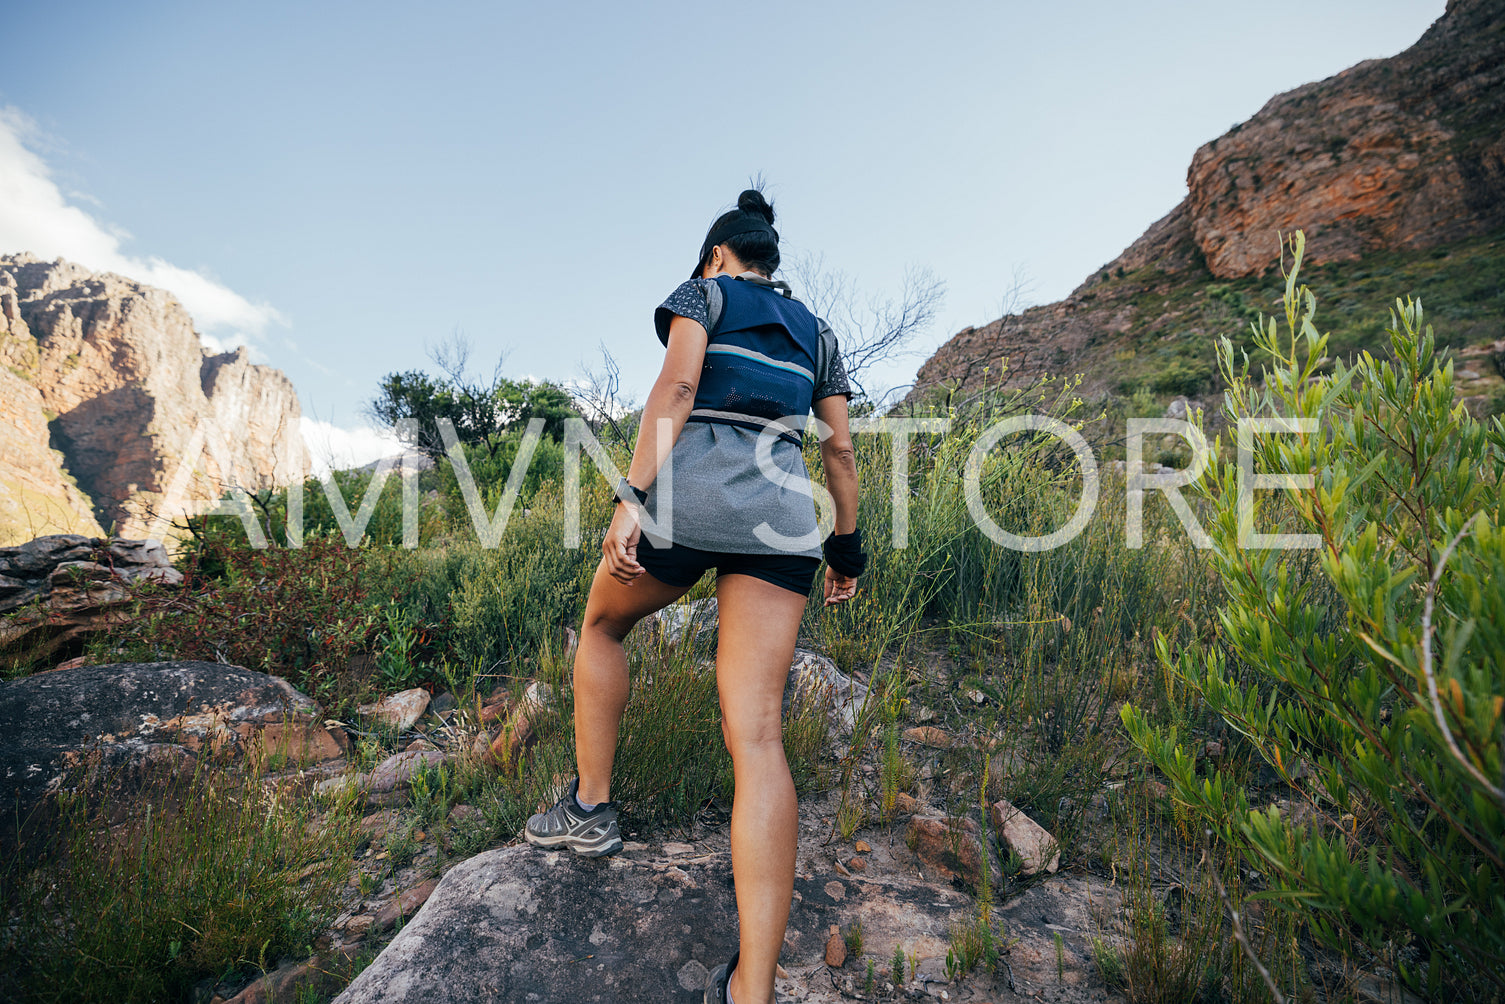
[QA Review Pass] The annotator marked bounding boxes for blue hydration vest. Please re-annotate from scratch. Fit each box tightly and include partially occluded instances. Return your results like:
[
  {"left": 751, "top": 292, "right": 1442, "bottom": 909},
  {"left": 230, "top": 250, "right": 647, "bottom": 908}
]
[{"left": 688, "top": 275, "right": 821, "bottom": 446}]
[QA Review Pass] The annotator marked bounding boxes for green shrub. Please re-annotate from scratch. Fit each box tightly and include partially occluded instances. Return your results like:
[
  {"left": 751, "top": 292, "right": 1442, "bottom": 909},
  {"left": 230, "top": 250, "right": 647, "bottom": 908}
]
[
  {"left": 1123, "top": 232, "right": 1505, "bottom": 997},
  {"left": 96, "top": 531, "right": 384, "bottom": 707}
]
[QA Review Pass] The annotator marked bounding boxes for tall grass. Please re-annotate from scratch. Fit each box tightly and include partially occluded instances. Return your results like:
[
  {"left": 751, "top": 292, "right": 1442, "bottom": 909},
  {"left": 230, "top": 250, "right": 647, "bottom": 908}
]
[{"left": 0, "top": 746, "right": 362, "bottom": 1003}]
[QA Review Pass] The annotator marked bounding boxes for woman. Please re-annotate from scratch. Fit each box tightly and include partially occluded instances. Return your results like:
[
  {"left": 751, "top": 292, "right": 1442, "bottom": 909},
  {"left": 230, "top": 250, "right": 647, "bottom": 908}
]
[{"left": 524, "top": 188, "right": 866, "bottom": 1004}]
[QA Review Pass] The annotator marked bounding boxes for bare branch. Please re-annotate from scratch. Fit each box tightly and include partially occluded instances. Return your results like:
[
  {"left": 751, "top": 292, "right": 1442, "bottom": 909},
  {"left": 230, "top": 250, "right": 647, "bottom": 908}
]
[
  {"left": 1201, "top": 839, "right": 1286, "bottom": 1004},
  {"left": 574, "top": 342, "right": 635, "bottom": 445},
  {"left": 1420, "top": 516, "right": 1505, "bottom": 810},
  {"left": 785, "top": 254, "right": 946, "bottom": 405}
]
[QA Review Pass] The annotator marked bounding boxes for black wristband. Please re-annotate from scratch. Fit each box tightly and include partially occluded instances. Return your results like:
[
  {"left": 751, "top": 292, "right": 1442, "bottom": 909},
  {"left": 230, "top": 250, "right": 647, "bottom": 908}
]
[
  {"left": 823, "top": 529, "right": 868, "bottom": 578},
  {"left": 614, "top": 477, "right": 648, "bottom": 506}
]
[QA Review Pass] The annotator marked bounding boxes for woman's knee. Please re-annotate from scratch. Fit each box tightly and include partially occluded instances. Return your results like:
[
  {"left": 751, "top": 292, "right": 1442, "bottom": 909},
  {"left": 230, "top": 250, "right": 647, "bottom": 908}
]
[
  {"left": 581, "top": 605, "right": 636, "bottom": 644},
  {"left": 721, "top": 715, "right": 785, "bottom": 759}
]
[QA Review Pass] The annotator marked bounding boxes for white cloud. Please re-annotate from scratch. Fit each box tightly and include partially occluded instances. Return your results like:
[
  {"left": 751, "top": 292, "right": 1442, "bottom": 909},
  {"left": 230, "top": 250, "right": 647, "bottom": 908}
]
[
  {"left": 300, "top": 417, "right": 407, "bottom": 477},
  {"left": 0, "top": 106, "right": 283, "bottom": 341}
]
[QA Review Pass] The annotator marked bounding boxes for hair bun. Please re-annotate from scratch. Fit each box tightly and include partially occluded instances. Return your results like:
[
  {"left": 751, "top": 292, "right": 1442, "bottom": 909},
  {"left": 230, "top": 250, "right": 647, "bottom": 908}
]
[{"left": 737, "top": 188, "right": 775, "bottom": 225}]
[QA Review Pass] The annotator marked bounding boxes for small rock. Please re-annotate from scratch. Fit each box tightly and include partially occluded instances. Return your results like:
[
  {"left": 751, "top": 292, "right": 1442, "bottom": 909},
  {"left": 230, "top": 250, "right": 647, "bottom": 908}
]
[
  {"left": 991, "top": 798, "right": 1059, "bottom": 875},
  {"left": 404, "top": 737, "right": 438, "bottom": 753},
  {"left": 478, "top": 698, "right": 510, "bottom": 724},
  {"left": 224, "top": 957, "right": 319, "bottom": 1003},
  {"left": 825, "top": 925, "right": 847, "bottom": 968},
  {"left": 785, "top": 649, "right": 870, "bottom": 735},
  {"left": 345, "top": 914, "right": 375, "bottom": 936},
  {"left": 429, "top": 692, "right": 457, "bottom": 716},
  {"left": 676, "top": 960, "right": 710, "bottom": 992},
  {"left": 914, "top": 705, "right": 937, "bottom": 723},
  {"left": 356, "top": 688, "right": 431, "bottom": 731},
  {"left": 522, "top": 680, "right": 557, "bottom": 712},
  {"left": 375, "top": 878, "right": 440, "bottom": 933},
  {"left": 902, "top": 726, "right": 953, "bottom": 749},
  {"left": 833, "top": 860, "right": 852, "bottom": 877},
  {"left": 367, "top": 749, "right": 447, "bottom": 793},
  {"left": 891, "top": 792, "right": 920, "bottom": 815},
  {"left": 848, "top": 856, "right": 867, "bottom": 872},
  {"left": 1352, "top": 971, "right": 1425, "bottom": 1004},
  {"left": 1203, "top": 740, "right": 1223, "bottom": 760},
  {"left": 649, "top": 597, "right": 719, "bottom": 646},
  {"left": 854, "top": 839, "right": 871, "bottom": 854},
  {"left": 906, "top": 815, "right": 985, "bottom": 888}
]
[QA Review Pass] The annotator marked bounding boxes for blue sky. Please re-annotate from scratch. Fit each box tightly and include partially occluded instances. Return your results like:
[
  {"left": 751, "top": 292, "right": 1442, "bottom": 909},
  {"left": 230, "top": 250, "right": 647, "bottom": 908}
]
[{"left": 0, "top": 1, "right": 1444, "bottom": 466}]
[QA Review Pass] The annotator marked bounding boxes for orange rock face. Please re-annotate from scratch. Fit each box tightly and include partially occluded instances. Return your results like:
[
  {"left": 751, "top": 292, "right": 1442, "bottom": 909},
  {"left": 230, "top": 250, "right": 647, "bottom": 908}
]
[
  {"left": 0, "top": 255, "right": 308, "bottom": 542},
  {"left": 1186, "top": 0, "right": 1504, "bottom": 276}
]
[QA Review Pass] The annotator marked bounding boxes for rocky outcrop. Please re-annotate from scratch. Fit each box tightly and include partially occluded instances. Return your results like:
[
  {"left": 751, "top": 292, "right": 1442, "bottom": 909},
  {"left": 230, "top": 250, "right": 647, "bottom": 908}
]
[
  {"left": 333, "top": 797, "right": 1120, "bottom": 1004},
  {"left": 0, "top": 255, "right": 307, "bottom": 542},
  {"left": 0, "top": 273, "right": 105, "bottom": 541},
  {"left": 0, "top": 660, "right": 344, "bottom": 845},
  {"left": 1185, "top": 0, "right": 1505, "bottom": 277},
  {"left": 0, "top": 534, "right": 182, "bottom": 669},
  {"left": 331, "top": 840, "right": 979, "bottom": 1004},
  {"left": 912, "top": 0, "right": 1505, "bottom": 403}
]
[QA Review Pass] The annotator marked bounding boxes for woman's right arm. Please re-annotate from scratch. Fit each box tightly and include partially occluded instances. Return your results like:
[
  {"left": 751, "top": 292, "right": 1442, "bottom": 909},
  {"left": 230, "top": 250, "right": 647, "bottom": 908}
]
[
  {"left": 600, "top": 314, "right": 708, "bottom": 584},
  {"left": 814, "top": 394, "right": 859, "bottom": 605}
]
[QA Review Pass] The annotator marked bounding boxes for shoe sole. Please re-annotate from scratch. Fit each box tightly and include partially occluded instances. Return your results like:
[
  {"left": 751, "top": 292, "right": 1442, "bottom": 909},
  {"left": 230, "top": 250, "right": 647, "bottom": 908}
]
[{"left": 524, "top": 830, "right": 624, "bottom": 858}]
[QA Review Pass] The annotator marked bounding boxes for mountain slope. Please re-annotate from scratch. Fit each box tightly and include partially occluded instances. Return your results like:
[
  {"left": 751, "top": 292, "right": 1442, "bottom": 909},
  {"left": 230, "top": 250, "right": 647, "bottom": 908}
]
[{"left": 911, "top": 0, "right": 1505, "bottom": 409}]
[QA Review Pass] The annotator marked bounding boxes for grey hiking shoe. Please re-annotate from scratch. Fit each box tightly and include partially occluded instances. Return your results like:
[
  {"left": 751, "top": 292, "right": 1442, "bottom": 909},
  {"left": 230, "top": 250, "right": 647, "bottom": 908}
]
[
  {"left": 704, "top": 950, "right": 738, "bottom": 1004},
  {"left": 524, "top": 777, "right": 623, "bottom": 858}
]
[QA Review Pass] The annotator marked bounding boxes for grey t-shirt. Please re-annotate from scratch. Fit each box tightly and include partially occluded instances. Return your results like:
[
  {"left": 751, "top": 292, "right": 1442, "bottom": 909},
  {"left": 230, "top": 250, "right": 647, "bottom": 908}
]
[{"left": 641, "top": 274, "right": 852, "bottom": 558}]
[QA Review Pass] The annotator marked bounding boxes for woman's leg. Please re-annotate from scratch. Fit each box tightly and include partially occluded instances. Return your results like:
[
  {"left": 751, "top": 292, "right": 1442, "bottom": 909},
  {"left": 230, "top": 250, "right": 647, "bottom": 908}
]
[
  {"left": 574, "top": 559, "right": 694, "bottom": 805},
  {"left": 714, "top": 572, "right": 807, "bottom": 1004}
]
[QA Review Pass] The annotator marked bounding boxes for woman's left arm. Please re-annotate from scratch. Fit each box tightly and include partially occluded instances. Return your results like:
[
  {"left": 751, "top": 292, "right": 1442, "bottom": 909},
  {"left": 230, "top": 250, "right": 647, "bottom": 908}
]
[{"left": 601, "top": 314, "right": 707, "bottom": 583}]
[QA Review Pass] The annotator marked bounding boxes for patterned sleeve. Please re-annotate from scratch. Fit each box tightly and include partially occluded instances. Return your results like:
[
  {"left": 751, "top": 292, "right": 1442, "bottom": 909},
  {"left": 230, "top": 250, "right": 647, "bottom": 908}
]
[
  {"left": 813, "top": 317, "right": 853, "bottom": 400},
  {"left": 654, "top": 279, "right": 712, "bottom": 347}
]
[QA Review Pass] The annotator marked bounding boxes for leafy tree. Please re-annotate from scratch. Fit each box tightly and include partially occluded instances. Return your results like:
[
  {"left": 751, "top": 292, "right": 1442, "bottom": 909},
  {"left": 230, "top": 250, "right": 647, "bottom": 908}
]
[
  {"left": 1122, "top": 233, "right": 1505, "bottom": 997},
  {"left": 497, "top": 378, "right": 577, "bottom": 440},
  {"left": 366, "top": 368, "right": 469, "bottom": 459},
  {"left": 365, "top": 335, "right": 579, "bottom": 458}
]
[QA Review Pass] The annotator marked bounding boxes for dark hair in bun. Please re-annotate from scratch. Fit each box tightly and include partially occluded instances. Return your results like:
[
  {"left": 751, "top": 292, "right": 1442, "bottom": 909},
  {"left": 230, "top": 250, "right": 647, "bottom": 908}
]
[
  {"left": 736, "top": 188, "right": 775, "bottom": 224},
  {"left": 694, "top": 187, "right": 780, "bottom": 278}
]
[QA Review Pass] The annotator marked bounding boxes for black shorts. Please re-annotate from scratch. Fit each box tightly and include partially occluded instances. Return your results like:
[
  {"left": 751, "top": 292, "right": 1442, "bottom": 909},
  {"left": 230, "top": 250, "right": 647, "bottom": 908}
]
[{"left": 636, "top": 535, "right": 822, "bottom": 597}]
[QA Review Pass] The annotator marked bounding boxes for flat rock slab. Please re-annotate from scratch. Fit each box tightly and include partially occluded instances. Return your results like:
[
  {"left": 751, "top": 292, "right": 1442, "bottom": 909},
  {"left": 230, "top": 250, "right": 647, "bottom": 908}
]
[{"left": 335, "top": 842, "right": 975, "bottom": 1004}]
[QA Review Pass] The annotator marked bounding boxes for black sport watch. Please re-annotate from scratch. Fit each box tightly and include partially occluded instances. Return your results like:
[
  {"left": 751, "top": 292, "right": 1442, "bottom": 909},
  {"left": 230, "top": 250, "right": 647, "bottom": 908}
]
[{"left": 614, "top": 477, "right": 648, "bottom": 506}]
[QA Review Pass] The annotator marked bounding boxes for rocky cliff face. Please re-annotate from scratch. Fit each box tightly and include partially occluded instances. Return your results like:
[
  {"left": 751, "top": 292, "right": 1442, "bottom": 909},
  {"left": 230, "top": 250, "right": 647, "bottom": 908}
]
[
  {"left": 0, "top": 255, "right": 307, "bottom": 543},
  {"left": 1187, "top": 0, "right": 1504, "bottom": 277},
  {"left": 913, "top": 0, "right": 1505, "bottom": 403}
]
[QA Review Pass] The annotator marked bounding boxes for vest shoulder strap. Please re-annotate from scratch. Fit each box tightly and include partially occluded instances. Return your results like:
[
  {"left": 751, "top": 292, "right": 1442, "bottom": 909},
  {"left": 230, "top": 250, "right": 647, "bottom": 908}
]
[{"left": 703, "top": 278, "right": 725, "bottom": 337}]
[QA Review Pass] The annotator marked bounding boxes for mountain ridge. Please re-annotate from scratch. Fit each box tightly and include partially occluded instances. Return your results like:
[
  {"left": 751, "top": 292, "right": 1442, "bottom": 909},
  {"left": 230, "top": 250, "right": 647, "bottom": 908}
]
[{"left": 911, "top": 0, "right": 1505, "bottom": 406}]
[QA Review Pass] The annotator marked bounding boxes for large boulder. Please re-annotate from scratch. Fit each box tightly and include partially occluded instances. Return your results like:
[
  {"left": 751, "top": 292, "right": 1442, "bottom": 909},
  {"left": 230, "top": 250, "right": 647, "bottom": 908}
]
[
  {"left": 0, "top": 660, "right": 343, "bottom": 844},
  {"left": 335, "top": 841, "right": 976, "bottom": 1004},
  {"left": 785, "top": 649, "right": 871, "bottom": 736}
]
